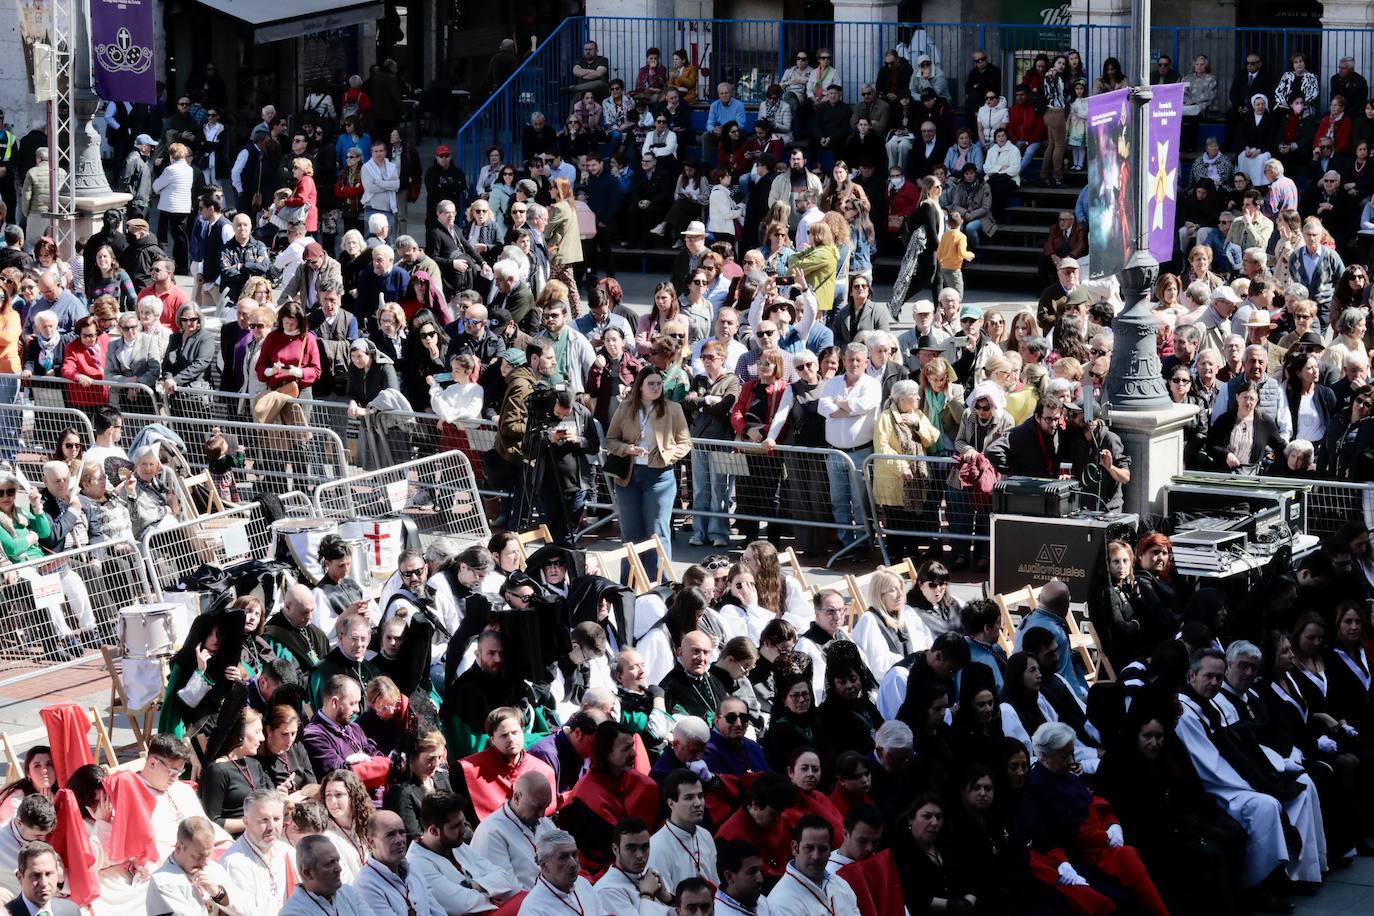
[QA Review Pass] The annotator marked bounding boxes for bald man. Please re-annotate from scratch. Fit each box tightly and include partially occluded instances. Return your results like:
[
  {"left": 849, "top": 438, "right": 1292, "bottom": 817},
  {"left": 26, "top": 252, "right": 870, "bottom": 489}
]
[
  {"left": 470, "top": 769, "right": 556, "bottom": 889},
  {"left": 262, "top": 583, "right": 330, "bottom": 674},
  {"left": 658, "top": 631, "right": 723, "bottom": 723}
]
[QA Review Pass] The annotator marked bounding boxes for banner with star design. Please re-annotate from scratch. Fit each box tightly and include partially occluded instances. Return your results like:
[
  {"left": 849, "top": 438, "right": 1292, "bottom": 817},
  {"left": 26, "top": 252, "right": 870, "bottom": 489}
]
[
  {"left": 1146, "top": 82, "right": 1185, "bottom": 263},
  {"left": 90, "top": 0, "right": 156, "bottom": 103}
]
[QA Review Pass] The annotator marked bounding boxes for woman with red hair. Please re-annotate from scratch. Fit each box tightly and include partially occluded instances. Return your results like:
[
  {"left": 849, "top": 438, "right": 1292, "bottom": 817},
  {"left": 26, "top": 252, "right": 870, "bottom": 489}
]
[{"left": 1133, "top": 532, "right": 1185, "bottom": 639}]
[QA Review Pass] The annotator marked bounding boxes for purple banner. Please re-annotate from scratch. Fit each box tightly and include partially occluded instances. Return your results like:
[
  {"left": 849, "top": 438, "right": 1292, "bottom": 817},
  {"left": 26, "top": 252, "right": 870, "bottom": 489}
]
[
  {"left": 90, "top": 0, "right": 156, "bottom": 103},
  {"left": 1085, "top": 88, "right": 1132, "bottom": 280},
  {"left": 1146, "top": 82, "right": 1185, "bottom": 263}
]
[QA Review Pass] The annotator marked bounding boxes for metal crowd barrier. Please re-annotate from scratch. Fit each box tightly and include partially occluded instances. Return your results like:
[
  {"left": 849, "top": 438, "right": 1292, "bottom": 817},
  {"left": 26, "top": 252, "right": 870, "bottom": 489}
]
[
  {"left": 16, "top": 374, "right": 160, "bottom": 415},
  {"left": 861, "top": 452, "right": 984, "bottom": 566},
  {"left": 0, "top": 402, "right": 95, "bottom": 483},
  {"left": 140, "top": 503, "right": 277, "bottom": 598},
  {"left": 0, "top": 538, "right": 153, "bottom": 687},
  {"left": 121, "top": 413, "right": 350, "bottom": 498},
  {"left": 675, "top": 437, "right": 873, "bottom": 565},
  {"left": 312, "top": 451, "right": 492, "bottom": 550}
]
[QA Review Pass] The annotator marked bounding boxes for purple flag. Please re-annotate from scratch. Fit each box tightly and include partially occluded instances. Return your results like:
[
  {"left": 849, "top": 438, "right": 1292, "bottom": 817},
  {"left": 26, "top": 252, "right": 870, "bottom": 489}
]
[
  {"left": 1085, "top": 88, "right": 1132, "bottom": 280},
  {"left": 91, "top": 0, "right": 156, "bottom": 103},
  {"left": 1146, "top": 82, "right": 1185, "bottom": 263}
]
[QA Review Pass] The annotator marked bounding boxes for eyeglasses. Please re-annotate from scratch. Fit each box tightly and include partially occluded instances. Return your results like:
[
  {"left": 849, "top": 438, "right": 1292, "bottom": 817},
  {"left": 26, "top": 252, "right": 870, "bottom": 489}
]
[
  {"left": 818, "top": 55, "right": 831, "bottom": 60},
  {"left": 666, "top": 332, "right": 686, "bottom": 340},
  {"left": 249, "top": 322, "right": 266, "bottom": 329},
  {"left": 691, "top": 279, "right": 707, "bottom": 286},
  {"left": 180, "top": 316, "right": 200, "bottom": 324},
  {"left": 1089, "top": 347, "right": 1108, "bottom": 357},
  {"left": 464, "top": 317, "right": 485, "bottom": 325},
  {"left": 1169, "top": 376, "right": 1191, "bottom": 384},
  {"left": 0, "top": 489, "right": 15, "bottom": 497},
  {"left": 420, "top": 330, "right": 438, "bottom": 338},
  {"left": 721, "top": 712, "right": 747, "bottom": 724},
  {"left": 757, "top": 329, "right": 777, "bottom": 337},
  {"left": 973, "top": 56, "right": 987, "bottom": 63},
  {"left": 400, "top": 568, "right": 426, "bottom": 579},
  {"left": 63, "top": 441, "right": 81, "bottom": 450}
]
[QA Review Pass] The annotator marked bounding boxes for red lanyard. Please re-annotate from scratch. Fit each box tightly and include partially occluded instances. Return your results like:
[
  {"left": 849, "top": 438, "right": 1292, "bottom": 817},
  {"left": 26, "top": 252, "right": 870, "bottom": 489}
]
[
  {"left": 227, "top": 756, "right": 257, "bottom": 791},
  {"left": 787, "top": 869, "right": 837, "bottom": 916},
  {"left": 243, "top": 840, "right": 281, "bottom": 898},
  {"left": 368, "top": 861, "right": 417, "bottom": 916},
  {"left": 668, "top": 823, "right": 703, "bottom": 875},
  {"left": 539, "top": 876, "right": 586, "bottom": 915},
  {"left": 503, "top": 803, "right": 537, "bottom": 853}
]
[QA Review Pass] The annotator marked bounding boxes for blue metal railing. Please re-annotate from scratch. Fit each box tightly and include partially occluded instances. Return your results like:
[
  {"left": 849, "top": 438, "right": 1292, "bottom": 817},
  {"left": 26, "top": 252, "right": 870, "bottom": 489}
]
[{"left": 457, "top": 17, "right": 1374, "bottom": 180}]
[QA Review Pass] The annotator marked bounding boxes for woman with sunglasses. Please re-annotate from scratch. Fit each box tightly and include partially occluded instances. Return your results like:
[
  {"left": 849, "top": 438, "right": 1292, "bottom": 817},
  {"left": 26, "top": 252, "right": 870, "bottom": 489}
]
[
  {"left": 335, "top": 148, "right": 367, "bottom": 236},
  {"left": 488, "top": 164, "right": 519, "bottom": 233},
  {"left": 1334, "top": 265, "right": 1371, "bottom": 311},
  {"left": 1165, "top": 365, "right": 1210, "bottom": 470},
  {"left": 60, "top": 314, "right": 111, "bottom": 414},
  {"left": 401, "top": 317, "right": 450, "bottom": 411}
]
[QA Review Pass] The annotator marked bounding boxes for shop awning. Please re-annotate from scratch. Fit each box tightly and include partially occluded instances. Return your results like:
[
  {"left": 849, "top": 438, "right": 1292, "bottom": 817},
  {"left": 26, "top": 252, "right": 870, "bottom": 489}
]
[{"left": 199, "top": 0, "right": 384, "bottom": 44}]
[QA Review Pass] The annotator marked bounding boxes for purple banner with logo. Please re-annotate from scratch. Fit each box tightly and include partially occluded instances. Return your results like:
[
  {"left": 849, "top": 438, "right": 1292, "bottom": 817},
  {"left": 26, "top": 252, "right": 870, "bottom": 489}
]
[
  {"left": 1146, "top": 82, "right": 1185, "bottom": 263},
  {"left": 1085, "top": 88, "right": 1132, "bottom": 280},
  {"left": 90, "top": 0, "right": 156, "bottom": 103}
]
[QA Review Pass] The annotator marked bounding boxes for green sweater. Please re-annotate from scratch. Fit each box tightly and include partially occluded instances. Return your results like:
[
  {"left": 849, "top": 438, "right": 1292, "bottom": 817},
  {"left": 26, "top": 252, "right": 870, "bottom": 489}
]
[{"left": 0, "top": 508, "right": 49, "bottom": 563}]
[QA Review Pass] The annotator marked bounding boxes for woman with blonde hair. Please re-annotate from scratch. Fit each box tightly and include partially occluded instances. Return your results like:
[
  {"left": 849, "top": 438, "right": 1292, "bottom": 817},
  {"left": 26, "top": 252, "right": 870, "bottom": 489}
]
[
  {"left": 546, "top": 177, "right": 583, "bottom": 314},
  {"left": 242, "top": 275, "right": 276, "bottom": 307},
  {"left": 873, "top": 378, "right": 942, "bottom": 558},
  {"left": 758, "top": 219, "right": 795, "bottom": 275},
  {"left": 789, "top": 219, "right": 839, "bottom": 313},
  {"left": 821, "top": 210, "right": 854, "bottom": 310},
  {"left": 280, "top": 156, "right": 318, "bottom": 233},
  {"left": 383, "top": 726, "right": 451, "bottom": 840},
  {"left": 853, "top": 567, "right": 933, "bottom": 677},
  {"left": 152, "top": 142, "right": 195, "bottom": 273}
]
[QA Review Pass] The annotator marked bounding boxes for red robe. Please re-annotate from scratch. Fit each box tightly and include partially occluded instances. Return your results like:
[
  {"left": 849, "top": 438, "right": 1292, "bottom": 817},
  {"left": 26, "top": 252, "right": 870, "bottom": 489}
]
[
  {"left": 716, "top": 807, "right": 791, "bottom": 881},
  {"left": 837, "top": 850, "right": 904, "bottom": 916},
  {"left": 782, "top": 789, "right": 845, "bottom": 848},
  {"left": 460, "top": 748, "right": 558, "bottom": 821},
  {"left": 827, "top": 784, "right": 875, "bottom": 821},
  {"left": 49, "top": 789, "right": 100, "bottom": 906},
  {"left": 557, "top": 768, "right": 660, "bottom": 876}
]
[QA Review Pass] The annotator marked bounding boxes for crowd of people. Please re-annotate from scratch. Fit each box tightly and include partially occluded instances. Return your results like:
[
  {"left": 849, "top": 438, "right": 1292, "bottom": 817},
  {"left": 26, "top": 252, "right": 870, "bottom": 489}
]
[{"left": 5, "top": 30, "right": 1374, "bottom": 916}]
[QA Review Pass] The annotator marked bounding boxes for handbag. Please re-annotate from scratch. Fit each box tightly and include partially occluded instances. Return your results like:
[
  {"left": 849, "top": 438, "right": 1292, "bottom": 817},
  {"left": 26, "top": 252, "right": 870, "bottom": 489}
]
[{"left": 602, "top": 450, "right": 632, "bottom": 481}]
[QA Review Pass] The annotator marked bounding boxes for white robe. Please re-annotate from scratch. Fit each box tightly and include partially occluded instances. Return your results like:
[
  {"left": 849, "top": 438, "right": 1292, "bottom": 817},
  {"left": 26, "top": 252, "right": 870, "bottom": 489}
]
[
  {"left": 469, "top": 803, "right": 555, "bottom": 890},
  {"left": 279, "top": 885, "right": 370, "bottom": 916},
  {"left": 87, "top": 818, "right": 148, "bottom": 916},
  {"left": 594, "top": 866, "right": 674, "bottom": 916},
  {"left": 716, "top": 890, "right": 774, "bottom": 916},
  {"left": 406, "top": 840, "right": 509, "bottom": 914},
  {"left": 354, "top": 859, "right": 445, "bottom": 916},
  {"left": 147, "top": 779, "right": 230, "bottom": 860},
  {"left": 851, "top": 607, "right": 932, "bottom": 682},
  {"left": 221, "top": 834, "right": 296, "bottom": 916},
  {"left": 0, "top": 819, "right": 28, "bottom": 896},
  {"left": 647, "top": 820, "right": 719, "bottom": 890},
  {"left": 518, "top": 875, "right": 604, "bottom": 915},
  {"left": 765, "top": 863, "right": 861, "bottom": 916},
  {"left": 326, "top": 823, "right": 366, "bottom": 884},
  {"left": 146, "top": 855, "right": 241, "bottom": 916},
  {"left": 1176, "top": 692, "right": 1325, "bottom": 885}
]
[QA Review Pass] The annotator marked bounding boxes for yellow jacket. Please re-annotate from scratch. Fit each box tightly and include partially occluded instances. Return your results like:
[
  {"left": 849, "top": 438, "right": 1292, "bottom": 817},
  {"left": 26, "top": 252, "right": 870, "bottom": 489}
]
[
  {"left": 936, "top": 229, "right": 973, "bottom": 271},
  {"left": 871, "top": 404, "right": 941, "bottom": 507}
]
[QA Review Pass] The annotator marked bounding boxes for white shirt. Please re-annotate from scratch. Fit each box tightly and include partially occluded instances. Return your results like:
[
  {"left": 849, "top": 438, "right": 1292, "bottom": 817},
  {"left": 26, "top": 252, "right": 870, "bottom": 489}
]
[
  {"left": 275, "top": 237, "right": 309, "bottom": 293},
  {"left": 817, "top": 373, "right": 882, "bottom": 449},
  {"left": 765, "top": 863, "right": 861, "bottom": 916},
  {"left": 648, "top": 820, "right": 719, "bottom": 889},
  {"left": 146, "top": 855, "right": 240, "bottom": 916},
  {"left": 361, "top": 157, "right": 401, "bottom": 213},
  {"left": 221, "top": 834, "right": 296, "bottom": 916},
  {"left": 469, "top": 803, "right": 555, "bottom": 891},
  {"left": 794, "top": 207, "right": 824, "bottom": 249},
  {"left": 716, "top": 890, "right": 774, "bottom": 916},
  {"left": 279, "top": 885, "right": 370, "bottom": 916},
  {"left": 518, "top": 875, "right": 603, "bottom": 916},
  {"left": 717, "top": 602, "right": 774, "bottom": 645},
  {"left": 852, "top": 606, "right": 933, "bottom": 682},
  {"left": 595, "top": 866, "right": 673, "bottom": 916},
  {"left": 0, "top": 820, "right": 25, "bottom": 895},
  {"left": 145, "top": 779, "right": 230, "bottom": 861},
  {"left": 354, "top": 859, "right": 445, "bottom": 916}
]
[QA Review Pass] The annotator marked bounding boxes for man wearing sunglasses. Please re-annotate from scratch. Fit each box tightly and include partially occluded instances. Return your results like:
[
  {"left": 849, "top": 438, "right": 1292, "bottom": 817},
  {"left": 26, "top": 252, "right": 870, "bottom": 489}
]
[
  {"left": 964, "top": 49, "right": 1003, "bottom": 127},
  {"left": 703, "top": 696, "right": 768, "bottom": 778}
]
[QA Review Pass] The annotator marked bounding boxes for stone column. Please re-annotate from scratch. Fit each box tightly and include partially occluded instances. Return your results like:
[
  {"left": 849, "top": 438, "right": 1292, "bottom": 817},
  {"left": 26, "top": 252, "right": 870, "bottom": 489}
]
[
  {"left": 832, "top": 0, "right": 899, "bottom": 104},
  {"left": 1322, "top": 0, "right": 1373, "bottom": 101},
  {"left": 1104, "top": 403, "right": 1200, "bottom": 518}
]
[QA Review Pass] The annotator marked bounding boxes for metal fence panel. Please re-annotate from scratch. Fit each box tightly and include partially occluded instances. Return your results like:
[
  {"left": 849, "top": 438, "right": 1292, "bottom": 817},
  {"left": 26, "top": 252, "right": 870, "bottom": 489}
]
[
  {"left": 0, "top": 401, "right": 95, "bottom": 483},
  {"left": 860, "top": 452, "right": 985, "bottom": 566},
  {"left": 9, "top": 374, "right": 160, "bottom": 416},
  {"left": 312, "top": 451, "right": 491, "bottom": 550},
  {"left": 140, "top": 503, "right": 275, "bottom": 597},
  {"left": 0, "top": 539, "right": 153, "bottom": 686},
  {"left": 121, "top": 413, "right": 350, "bottom": 498},
  {"left": 675, "top": 437, "right": 872, "bottom": 565}
]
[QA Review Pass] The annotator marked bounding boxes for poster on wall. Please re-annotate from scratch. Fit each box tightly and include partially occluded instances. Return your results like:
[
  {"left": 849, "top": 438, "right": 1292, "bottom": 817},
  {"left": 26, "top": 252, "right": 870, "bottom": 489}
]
[
  {"left": 16, "top": 0, "right": 52, "bottom": 97},
  {"left": 1086, "top": 87, "right": 1132, "bottom": 279},
  {"left": 1145, "top": 81, "right": 1184, "bottom": 264},
  {"left": 90, "top": 0, "right": 156, "bottom": 103}
]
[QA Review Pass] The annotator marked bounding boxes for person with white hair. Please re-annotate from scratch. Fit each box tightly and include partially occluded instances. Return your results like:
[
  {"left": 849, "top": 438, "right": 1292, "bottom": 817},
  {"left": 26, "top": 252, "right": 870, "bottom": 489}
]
[
  {"left": 519, "top": 830, "right": 603, "bottom": 915},
  {"left": 1175, "top": 647, "right": 1326, "bottom": 888},
  {"left": 279, "top": 834, "right": 368, "bottom": 915}
]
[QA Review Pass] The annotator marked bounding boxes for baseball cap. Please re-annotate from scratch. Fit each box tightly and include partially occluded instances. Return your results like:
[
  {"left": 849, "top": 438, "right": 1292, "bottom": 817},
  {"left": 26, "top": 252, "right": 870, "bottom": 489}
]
[
  {"left": 436, "top": 145, "right": 451, "bottom": 156},
  {"left": 125, "top": 218, "right": 149, "bottom": 231},
  {"left": 912, "top": 299, "right": 935, "bottom": 315},
  {"left": 134, "top": 133, "right": 156, "bottom": 147},
  {"left": 1057, "top": 257, "right": 1080, "bottom": 270},
  {"left": 489, "top": 308, "right": 513, "bottom": 326},
  {"left": 959, "top": 304, "right": 983, "bottom": 321},
  {"left": 1210, "top": 286, "right": 1242, "bottom": 305},
  {"left": 250, "top": 124, "right": 270, "bottom": 141}
]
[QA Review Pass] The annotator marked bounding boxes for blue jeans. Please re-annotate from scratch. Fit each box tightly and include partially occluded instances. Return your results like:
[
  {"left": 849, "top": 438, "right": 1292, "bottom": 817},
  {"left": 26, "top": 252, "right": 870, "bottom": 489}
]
[
  {"left": 616, "top": 465, "right": 676, "bottom": 579},
  {"left": 964, "top": 219, "right": 982, "bottom": 248},
  {"left": 690, "top": 452, "right": 732, "bottom": 542},
  {"left": 363, "top": 207, "right": 397, "bottom": 241},
  {"left": 0, "top": 376, "right": 17, "bottom": 461},
  {"left": 826, "top": 446, "right": 871, "bottom": 546},
  {"left": 1018, "top": 142, "right": 1042, "bottom": 176}
]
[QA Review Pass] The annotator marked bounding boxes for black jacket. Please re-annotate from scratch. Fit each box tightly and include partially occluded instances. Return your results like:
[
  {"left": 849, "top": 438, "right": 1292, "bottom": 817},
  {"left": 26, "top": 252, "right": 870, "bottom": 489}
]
[
  {"left": 428, "top": 221, "right": 484, "bottom": 293},
  {"left": 1206, "top": 410, "right": 1286, "bottom": 469}
]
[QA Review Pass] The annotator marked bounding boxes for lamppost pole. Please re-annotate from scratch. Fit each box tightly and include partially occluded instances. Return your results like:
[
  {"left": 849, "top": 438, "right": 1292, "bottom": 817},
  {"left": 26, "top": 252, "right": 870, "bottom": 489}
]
[{"left": 1102, "top": 0, "right": 1170, "bottom": 409}]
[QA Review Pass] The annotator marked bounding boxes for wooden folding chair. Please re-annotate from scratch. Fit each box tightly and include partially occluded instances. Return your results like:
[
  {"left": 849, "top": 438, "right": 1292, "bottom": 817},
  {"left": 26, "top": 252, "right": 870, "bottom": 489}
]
[
  {"left": 514, "top": 525, "right": 554, "bottom": 563},
  {"left": 628, "top": 536, "right": 677, "bottom": 588},
  {"left": 89, "top": 706, "right": 121, "bottom": 769},
  {"left": 587, "top": 543, "right": 653, "bottom": 595},
  {"left": 1086, "top": 621, "right": 1116, "bottom": 682},
  {"left": 991, "top": 584, "right": 1042, "bottom": 656},
  {"left": 1, "top": 727, "right": 47, "bottom": 786},
  {"left": 1063, "top": 604, "right": 1103, "bottom": 685},
  {"left": 180, "top": 469, "right": 226, "bottom": 516},
  {"left": 777, "top": 546, "right": 815, "bottom": 597},
  {"left": 100, "top": 645, "right": 159, "bottom": 756}
]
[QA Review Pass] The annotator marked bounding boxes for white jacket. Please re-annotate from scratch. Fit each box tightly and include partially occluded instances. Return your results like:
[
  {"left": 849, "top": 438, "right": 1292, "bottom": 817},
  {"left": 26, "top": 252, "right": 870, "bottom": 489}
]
[
  {"left": 976, "top": 98, "right": 1009, "bottom": 146},
  {"left": 642, "top": 129, "right": 678, "bottom": 161},
  {"left": 984, "top": 141, "right": 1022, "bottom": 184},
  {"left": 361, "top": 157, "right": 400, "bottom": 213},
  {"left": 707, "top": 184, "right": 744, "bottom": 234},
  {"left": 152, "top": 159, "right": 195, "bottom": 214}
]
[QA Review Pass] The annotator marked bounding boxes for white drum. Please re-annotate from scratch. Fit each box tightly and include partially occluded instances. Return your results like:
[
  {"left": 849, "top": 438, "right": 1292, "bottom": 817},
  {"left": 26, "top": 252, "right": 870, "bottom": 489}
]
[
  {"left": 272, "top": 518, "right": 340, "bottom": 585},
  {"left": 119, "top": 603, "right": 180, "bottom": 659}
]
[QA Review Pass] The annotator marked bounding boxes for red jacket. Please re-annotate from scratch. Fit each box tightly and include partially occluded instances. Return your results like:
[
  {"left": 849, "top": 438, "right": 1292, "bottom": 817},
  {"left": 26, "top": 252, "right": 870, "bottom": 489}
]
[
  {"left": 283, "top": 175, "right": 319, "bottom": 231},
  {"left": 61, "top": 335, "right": 110, "bottom": 407},
  {"left": 1314, "top": 114, "right": 1354, "bottom": 155},
  {"left": 885, "top": 181, "right": 922, "bottom": 231},
  {"left": 257, "top": 330, "right": 322, "bottom": 390},
  {"left": 1008, "top": 101, "right": 1046, "bottom": 144}
]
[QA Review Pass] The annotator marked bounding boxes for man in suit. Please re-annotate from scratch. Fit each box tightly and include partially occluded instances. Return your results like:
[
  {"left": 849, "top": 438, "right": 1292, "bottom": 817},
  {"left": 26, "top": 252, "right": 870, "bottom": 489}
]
[
  {"left": 905, "top": 121, "right": 947, "bottom": 179},
  {"left": 1040, "top": 211, "right": 1087, "bottom": 286},
  {"left": 8, "top": 841, "right": 79, "bottom": 916},
  {"left": 282, "top": 241, "right": 342, "bottom": 309},
  {"left": 428, "top": 198, "right": 487, "bottom": 295},
  {"left": 489, "top": 260, "right": 538, "bottom": 333},
  {"left": 626, "top": 152, "right": 675, "bottom": 242},
  {"left": 1228, "top": 52, "right": 1274, "bottom": 137}
]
